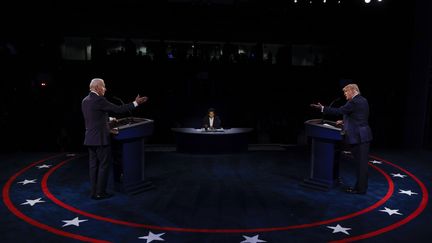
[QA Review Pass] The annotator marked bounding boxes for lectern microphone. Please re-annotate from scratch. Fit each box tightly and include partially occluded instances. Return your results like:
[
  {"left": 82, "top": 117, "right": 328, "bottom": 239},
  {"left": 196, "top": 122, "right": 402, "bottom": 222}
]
[
  {"left": 329, "top": 97, "right": 341, "bottom": 108},
  {"left": 321, "top": 97, "right": 341, "bottom": 124},
  {"left": 112, "top": 96, "right": 125, "bottom": 105},
  {"left": 112, "top": 96, "right": 133, "bottom": 123}
]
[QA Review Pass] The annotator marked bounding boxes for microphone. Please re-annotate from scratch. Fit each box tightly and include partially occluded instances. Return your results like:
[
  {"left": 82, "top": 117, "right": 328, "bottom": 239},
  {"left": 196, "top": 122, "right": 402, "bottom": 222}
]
[
  {"left": 322, "top": 97, "right": 341, "bottom": 124},
  {"left": 112, "top": 96, "right": 125, "bottom": 105},
  {"left": 329, "top": 97, "right": 341, "bottom": 108},
  {"left": 112, "top": 96, "right": 133, "bottom": 123}
]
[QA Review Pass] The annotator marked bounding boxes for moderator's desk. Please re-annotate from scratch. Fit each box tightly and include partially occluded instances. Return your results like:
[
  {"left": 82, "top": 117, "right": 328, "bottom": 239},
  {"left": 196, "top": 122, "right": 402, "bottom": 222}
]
[{"left": 171, "top": 128, "right": 253, "bottom": 154}]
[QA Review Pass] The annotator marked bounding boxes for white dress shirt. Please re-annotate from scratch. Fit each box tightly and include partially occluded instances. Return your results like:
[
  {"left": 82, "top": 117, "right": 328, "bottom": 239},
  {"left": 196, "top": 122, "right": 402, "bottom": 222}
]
[{"left": 209, "top": 117, "right": 214, "bottom": 127}]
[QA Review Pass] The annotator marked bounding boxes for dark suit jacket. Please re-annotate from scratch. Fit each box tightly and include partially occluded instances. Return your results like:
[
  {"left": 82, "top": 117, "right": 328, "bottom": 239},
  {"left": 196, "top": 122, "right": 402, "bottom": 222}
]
[
  {"left": 202, "top": 116, "right": 222, "bottom": 129},
  {"left": 323, "top": 94, "right": 373, "bottom": 145},
  {"left": 82, "top": 92, "right": 135, "bottom": 146}
]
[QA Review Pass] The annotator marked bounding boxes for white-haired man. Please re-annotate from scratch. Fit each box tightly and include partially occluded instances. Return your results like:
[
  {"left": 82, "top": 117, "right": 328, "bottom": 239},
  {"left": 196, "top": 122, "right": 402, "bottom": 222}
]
[{"left": 82, "top": 78, "right": 148, "bottom": 200}]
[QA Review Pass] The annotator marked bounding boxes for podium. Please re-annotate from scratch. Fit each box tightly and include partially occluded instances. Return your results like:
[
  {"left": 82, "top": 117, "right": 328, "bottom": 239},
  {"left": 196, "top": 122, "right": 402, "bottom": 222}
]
[
  {"left": 302, "top": 119, "right": 343, "bottom": 190},
  {"left": 111, "top": 117, "right": 154, "bottom": 194},
  {"left": 171, "top": 128, "right": 253, "bottom": 154}
]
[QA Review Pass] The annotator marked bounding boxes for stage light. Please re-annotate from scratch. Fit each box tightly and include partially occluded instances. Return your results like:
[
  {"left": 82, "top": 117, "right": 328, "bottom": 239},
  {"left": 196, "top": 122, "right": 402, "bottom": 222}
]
[
  {"left": 365, "top": 0, "right": 371, "bottom": 3},
  {"left": 40, "top": 82, "right": 47, "bottom": 87},
  {"left": 294, "top": 0, "right": 297, "bottom": 3}
]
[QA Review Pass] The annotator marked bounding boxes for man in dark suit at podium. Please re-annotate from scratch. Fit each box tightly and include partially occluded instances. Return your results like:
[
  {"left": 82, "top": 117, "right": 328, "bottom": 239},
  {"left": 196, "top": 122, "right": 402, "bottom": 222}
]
[
  {"left": 311, "top": 83, "right": 372, "bottom": 194},
  {"left": 202, "top": 108, "right": 222, "bottom": 130},
  {"left": 81, "top": 78, "right": 148, "bottom": 200}
]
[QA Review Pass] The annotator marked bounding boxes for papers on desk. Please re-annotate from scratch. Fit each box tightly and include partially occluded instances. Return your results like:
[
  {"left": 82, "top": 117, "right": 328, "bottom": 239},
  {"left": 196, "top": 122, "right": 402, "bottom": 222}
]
[{"left": 198, "top": 128, "right": 225, "bottom": 132}]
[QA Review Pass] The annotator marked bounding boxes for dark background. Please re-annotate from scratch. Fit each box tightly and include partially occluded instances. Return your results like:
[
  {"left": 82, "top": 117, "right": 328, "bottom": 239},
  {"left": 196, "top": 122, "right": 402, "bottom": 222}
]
[{"left": 1, "top": 0, "right": 431, "bottom": 152}]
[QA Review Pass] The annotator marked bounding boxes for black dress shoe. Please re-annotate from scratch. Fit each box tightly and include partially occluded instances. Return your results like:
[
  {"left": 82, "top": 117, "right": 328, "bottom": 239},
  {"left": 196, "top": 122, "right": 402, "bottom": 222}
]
[
  {"left": 345, "top": 187, "right": 366, "bottom": 194},
  {"left": 91, "top": 192, "right": 114, "bottom": 200}
]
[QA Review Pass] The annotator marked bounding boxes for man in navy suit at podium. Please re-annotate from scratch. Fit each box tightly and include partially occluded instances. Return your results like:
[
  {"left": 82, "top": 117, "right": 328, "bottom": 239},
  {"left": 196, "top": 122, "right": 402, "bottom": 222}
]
[
  {"left": 311, "top": 83, "right": 372, "bottom": 194},
  {"left": 82, "top": 78, "right": 148, "bottom": 200}
]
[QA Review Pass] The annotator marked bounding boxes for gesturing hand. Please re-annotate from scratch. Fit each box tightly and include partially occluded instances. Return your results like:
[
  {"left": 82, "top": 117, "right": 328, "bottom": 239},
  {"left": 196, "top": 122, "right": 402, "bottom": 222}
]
[
  {"left": 135, "top": 95, "right": 148, "bottom": 105},
  {"left": 310, "top": 102, "right": 323, "bottom": 110}
]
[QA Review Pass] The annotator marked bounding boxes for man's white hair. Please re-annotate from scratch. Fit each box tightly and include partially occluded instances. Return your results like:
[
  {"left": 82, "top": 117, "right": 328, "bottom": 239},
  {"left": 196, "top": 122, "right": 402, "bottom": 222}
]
[{"left": 89, "top": 78, "right": 104, "bottom": 91}]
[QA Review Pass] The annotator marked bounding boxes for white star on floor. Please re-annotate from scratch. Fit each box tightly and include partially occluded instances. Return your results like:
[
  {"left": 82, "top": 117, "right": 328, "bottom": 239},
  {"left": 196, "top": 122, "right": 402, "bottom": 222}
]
[
  {"left": 21, "top": 198, "right": 45, "bottom": 206},
  {"left": 62, "top": 217, "right": 88, "bottom": 227},
  {"left": 327, "top": 224, "right": 351, "bottom": 235},
  {"left": 369, "top": 160, "right": 382, "bottom": 164},
  {"left": 36, "top": 164, "right": 52, "bottom": 169},
  {"left": 241, "top": 234, "right": 266, "bottom": 243},
  {"left": 17, "top": 179, "right": 37, "bottom": 185},
  {"left": 399, "top": 189, "right": 418, "bottom": 196},
  {"left": 379, "top": 207, "right": 403, "bottom": 216},
  {"left": 391, "top": 173, "right": 407, "bottom": 178},
  {"left": 138, "top": 231, "right": 165, "bottom": 242}
]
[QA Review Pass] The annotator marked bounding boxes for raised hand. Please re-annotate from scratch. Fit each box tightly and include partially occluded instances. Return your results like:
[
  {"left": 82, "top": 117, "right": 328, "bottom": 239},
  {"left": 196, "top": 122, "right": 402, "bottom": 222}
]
[{"left": 135, "top": 95, "right": 148, "bottom": 105}]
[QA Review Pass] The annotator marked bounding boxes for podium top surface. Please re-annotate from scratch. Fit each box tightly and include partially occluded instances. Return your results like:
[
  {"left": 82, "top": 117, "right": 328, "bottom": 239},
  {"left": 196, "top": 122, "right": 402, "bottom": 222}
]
[
  {"left": 111, "top": 117, "right": 154, "bottom": 130},
  {"left": 171, "top": 128, "right": 253, "bottom": 135},
  {"left": 305, "top": 119, "right": 342, "bottom": 131}
]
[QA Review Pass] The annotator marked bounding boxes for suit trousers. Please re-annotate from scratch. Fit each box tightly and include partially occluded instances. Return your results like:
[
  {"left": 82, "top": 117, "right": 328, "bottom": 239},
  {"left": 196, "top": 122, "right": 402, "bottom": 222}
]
[
  {"left": 88, "top": 145, "right": 112, "bottom": 195},
  {"left": 350, "top": 142, "right": 370, "bottom": 192}
]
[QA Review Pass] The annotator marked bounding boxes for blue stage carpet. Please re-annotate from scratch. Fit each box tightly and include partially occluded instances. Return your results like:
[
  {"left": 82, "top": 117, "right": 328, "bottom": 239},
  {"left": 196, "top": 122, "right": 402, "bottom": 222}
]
[{"left": 1, "top": 146, "right": 431, "bottom": 242}]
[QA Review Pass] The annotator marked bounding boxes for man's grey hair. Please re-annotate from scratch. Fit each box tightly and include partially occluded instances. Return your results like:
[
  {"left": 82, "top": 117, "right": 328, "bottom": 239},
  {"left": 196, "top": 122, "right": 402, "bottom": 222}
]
[{"left": 89, "top": 78, "right": 104, "bottom": 91}]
